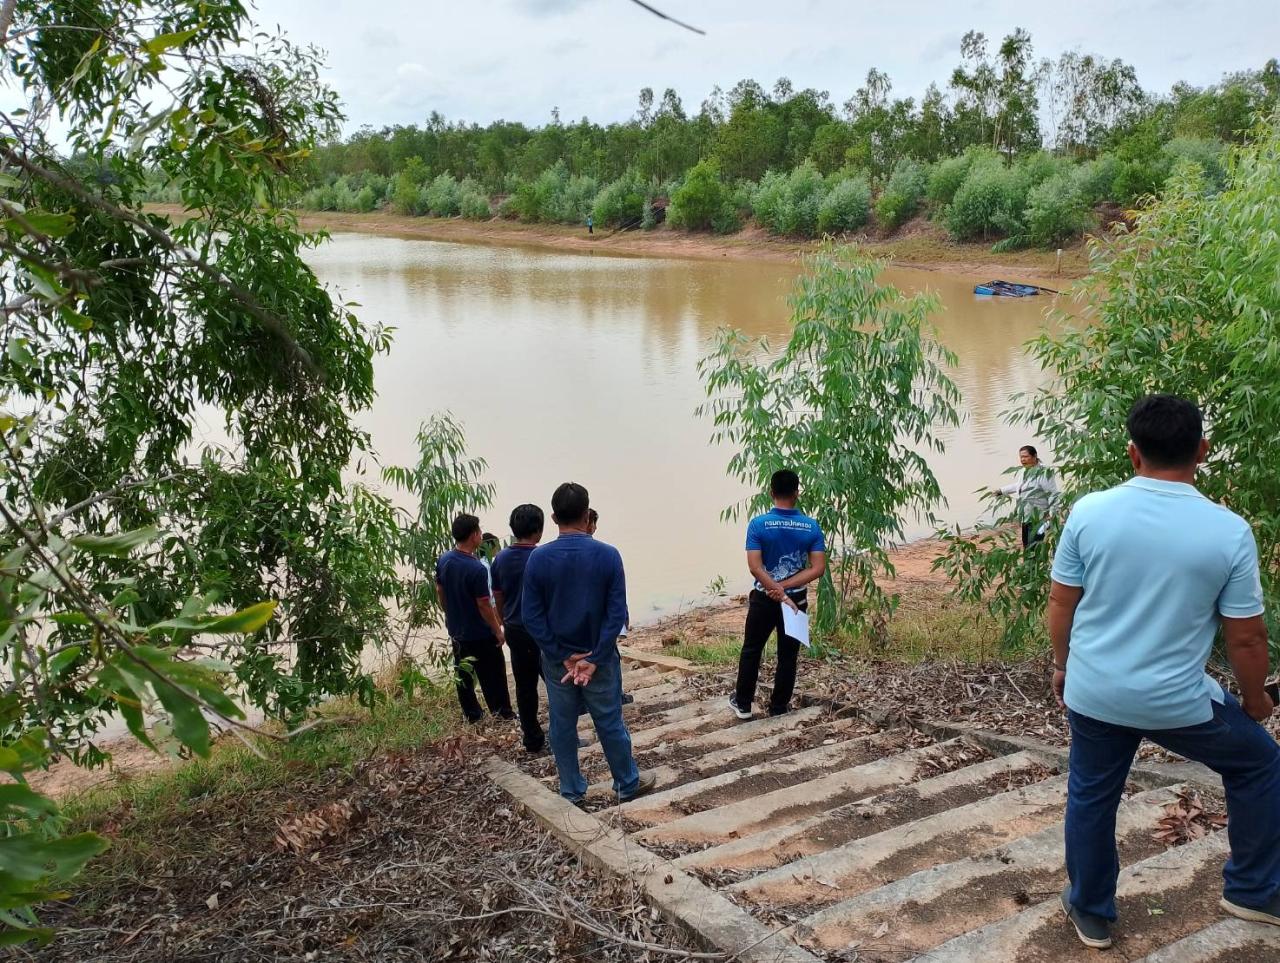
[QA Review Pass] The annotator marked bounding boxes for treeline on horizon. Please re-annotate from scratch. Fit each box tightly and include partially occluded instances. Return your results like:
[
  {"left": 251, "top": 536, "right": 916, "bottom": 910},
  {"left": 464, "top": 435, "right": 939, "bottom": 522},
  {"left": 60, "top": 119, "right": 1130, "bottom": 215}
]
[{"left": 266, "top": 31, "right": 1280, "bottom": 250}]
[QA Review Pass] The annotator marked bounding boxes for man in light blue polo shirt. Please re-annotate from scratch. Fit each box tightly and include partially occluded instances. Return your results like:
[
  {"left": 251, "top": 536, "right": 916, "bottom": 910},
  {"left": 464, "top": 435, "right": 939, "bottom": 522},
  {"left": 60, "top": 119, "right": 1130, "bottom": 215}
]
[{"left": 1048, "top": 394, "right": 1279, "bottom": 949}]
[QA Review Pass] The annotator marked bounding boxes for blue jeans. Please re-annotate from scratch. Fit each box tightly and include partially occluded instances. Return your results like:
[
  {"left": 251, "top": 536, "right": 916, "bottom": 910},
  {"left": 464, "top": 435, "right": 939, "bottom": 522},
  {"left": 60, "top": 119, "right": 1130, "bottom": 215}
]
[
  {"left": 541, "top": 651, "right": 640, "bottom": 801},
  {"left": 1066, "top": 693, "right": 1280, "bottom": 920}
]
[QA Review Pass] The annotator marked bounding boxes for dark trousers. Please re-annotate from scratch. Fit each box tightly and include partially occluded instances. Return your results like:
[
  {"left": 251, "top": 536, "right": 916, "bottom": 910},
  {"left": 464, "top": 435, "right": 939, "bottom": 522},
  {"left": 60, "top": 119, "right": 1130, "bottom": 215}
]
[
  {"left": 505, "top": 624, "right": 545, "bottom": 750},
  {"left": 1021, "top": 521, "right": 1045, "bottom": 548},
  {"left": 1066, "top": 693, "right": 1280, "bottom": 920},
  {"left": 452, "top": 635, "right": 512, "bottom": 722},
  {"left": 734, "top": 590, "right": 806, "bottom": 714}
]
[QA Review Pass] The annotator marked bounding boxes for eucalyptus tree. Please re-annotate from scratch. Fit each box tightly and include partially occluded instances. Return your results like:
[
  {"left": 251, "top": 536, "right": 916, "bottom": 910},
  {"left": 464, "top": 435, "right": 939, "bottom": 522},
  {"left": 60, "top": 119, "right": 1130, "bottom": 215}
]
[{"left": 699, "top": 246, "right": 959, "bottom": 644}]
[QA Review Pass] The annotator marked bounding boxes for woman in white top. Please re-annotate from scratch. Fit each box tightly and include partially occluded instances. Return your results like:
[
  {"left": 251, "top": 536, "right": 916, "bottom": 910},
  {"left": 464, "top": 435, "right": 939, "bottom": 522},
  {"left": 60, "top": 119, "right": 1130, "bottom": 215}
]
[{"left": 999, "top": 444, "right": 1060, "bottom": 547}]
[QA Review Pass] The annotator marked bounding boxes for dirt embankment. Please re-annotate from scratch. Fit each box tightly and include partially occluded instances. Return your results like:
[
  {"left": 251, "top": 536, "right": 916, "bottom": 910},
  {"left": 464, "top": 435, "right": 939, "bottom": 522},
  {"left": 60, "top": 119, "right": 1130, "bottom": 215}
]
[{"left": 148, "top": 204, "right": 1094, "bottom": 281}]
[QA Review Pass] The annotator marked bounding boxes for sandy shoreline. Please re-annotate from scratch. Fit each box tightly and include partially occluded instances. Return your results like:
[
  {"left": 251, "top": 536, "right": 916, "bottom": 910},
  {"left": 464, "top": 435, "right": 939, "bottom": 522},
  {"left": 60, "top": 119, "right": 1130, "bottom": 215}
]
[{"left": 148, "top": 204, "right": 1092, "bottom": 282}]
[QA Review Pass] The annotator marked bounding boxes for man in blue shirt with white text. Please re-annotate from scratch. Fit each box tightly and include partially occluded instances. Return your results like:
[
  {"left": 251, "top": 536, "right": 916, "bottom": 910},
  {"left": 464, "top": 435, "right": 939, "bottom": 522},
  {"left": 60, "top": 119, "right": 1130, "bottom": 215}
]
[
  {"left": 1050, "top": 395, "right": 1280, "bottom": 949},
  {"left": 522, "top": 482, "right": 655, "bottom": 803},
  {"left": 731, "top": 469, "right": 827, "bottom": 720}
]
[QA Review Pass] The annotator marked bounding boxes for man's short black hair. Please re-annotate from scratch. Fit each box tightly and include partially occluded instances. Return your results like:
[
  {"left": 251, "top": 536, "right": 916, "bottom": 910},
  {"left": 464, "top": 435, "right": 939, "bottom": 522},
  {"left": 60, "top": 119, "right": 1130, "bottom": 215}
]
[
  {"left": 588, "top": 508, "right": 599, "bottom": 524},
  {"left": 509, "top": 504, "right": 544, "bottom": 539},
  {"left": 451, "top": 513, "right": 481, "bottom": 543},
  {"left": 1020, "top": 444, "right": 1038, "bottom": 458},
  {"left": 551, "top": 482, "right": 590, "bottom": 524},
  {"left": 1127, "top": 394, "right": 1203, "bottom": 468},
  {"left": 770, "top": 469, "right": 800, "bottom": 498}
]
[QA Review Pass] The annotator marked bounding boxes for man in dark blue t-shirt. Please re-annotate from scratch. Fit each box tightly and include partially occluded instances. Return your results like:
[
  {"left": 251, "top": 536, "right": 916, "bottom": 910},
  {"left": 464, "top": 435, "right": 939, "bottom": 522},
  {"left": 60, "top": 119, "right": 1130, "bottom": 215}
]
[
  {"left": 491, "top": 503, "right": 546, "bottom": 753},
  {"left": 436, "top": 513, "right": 512, "bottom": 723},
  {"left": 731, "top": 469, "right": 827, "bottom": 720}
]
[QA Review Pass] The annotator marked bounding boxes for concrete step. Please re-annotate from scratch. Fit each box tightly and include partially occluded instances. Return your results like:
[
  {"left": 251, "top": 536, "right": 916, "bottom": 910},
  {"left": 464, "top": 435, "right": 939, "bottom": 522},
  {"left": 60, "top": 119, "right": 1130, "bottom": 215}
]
[
  {"left": 586, "top": 705, "right": 824, "bottom": 758},
  {"left": 911, "top": 829, "right": 1231, "bottom": 962},
  {"left": 793, "top": 785, "right": 1197, "bottom": 960},
  {"left": 635, "top": 737, "right": 974, "bottom": 848},
  {"left": 1134, "top": 918, "right": 1280, "bottom": 961},
  {"left": 675, "top": 750, "right": 1054, "bottom": 875},
  {"left": 627, "top": 680, "right": 684, "bottom": 705},
  {"left": 732, "top": 772, "right": 1069, "bottom": 909},
  {"left": 587, "top": 718, "right": 867, "bottom": 794},
  {"left": 617, "top": 730, "right": 915, "bottom": 824}
]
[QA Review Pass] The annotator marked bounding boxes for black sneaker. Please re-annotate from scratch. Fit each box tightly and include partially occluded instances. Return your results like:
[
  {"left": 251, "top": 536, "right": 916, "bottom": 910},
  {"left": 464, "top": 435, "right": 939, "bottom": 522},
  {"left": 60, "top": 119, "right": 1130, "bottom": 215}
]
[
  {"left": 618, "top": 771, "right": 657, "bottom": 802},
  {"left": 768, "top": 704, "right": 790, "bottom": 717},
  {"left": 1061, "top": 887, "right": 1113, "bottom": 949},
  {"left": 1222, "top": 892, "right": 1280, "bottom": 926},
  {"left": 728, "top": 696, "right": 752, "bottom": 720},
  {"left": 621, "top": 692, "right": 635, "bottom": 705},
  {"left": 524, "top": 740, "right": 547, "bottom": 755}
]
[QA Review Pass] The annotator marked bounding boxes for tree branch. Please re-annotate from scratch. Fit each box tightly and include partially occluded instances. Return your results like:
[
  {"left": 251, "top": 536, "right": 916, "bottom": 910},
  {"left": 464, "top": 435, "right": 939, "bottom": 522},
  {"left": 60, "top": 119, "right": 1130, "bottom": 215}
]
[{"left": 0, "top": 143, "right": 323, "bottom": 382}]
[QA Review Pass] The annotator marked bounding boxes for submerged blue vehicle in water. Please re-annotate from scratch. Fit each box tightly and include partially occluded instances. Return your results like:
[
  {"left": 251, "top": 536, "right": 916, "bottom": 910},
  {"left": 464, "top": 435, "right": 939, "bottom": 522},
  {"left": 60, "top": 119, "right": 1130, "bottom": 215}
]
[{"left": 974, "top": 279, "right": 1053, "bottom": 297}]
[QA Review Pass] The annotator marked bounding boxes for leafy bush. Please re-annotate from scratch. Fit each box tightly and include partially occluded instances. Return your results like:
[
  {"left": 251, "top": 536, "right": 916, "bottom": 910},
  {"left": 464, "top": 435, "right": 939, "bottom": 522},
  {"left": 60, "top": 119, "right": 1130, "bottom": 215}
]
[
  {"left": 1161, "top": 137, "right": 1227, "bottom": 193},
  {"left": 592, "top": 169, "right": 648, "bottom": 227},
  {"left": 393, "top": 171, "right": 421, "bottom": 214},
  {"left": 354, "top": 185, "right": 377, "bottom": 212},
  {"left": 1070, "top": 154, "right": 1120, "bottom": 206},
  {"left": 752, "top": 163, "right": 827, "bottom": 236},
  {"left": 641, "top": 197, "right": 657, "bottom": 230},
  {"left": 668, "top": 159, "right": 734, "bottom": 232},
  {"left": 459, "top": 183, "right": 492, "bottom": 219},
  {"left": 817, "top": 174, "right": 872, "bottom": 234},
  {"left": 1023, "top": 172, "right": 1093, "bottom": 246},
  {"left": 422, "top": 173, "right": 463, "bottom": 217},
  {"left": 699, "top": 245, "right": 959, "bottom": 642},
  {"left": 945, "top": 162, "right": 1027, "bottom": 240},
  {"left": 875, "top": 159, "right": 928, "bottom": 230}
]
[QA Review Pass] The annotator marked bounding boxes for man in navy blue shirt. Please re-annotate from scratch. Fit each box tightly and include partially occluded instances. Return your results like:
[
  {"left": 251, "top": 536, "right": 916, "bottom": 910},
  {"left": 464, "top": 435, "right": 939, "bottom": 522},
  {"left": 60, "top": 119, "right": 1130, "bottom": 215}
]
[
  {"left": 732, "top": 469, "right": 827, "bottom": 719},
  {"left": 522, "top": 482, "right": 655, "bottom": 803},
  {"left": 436, "top": 514, "right": 512, "bottom": 723},
  {"left": 491, "top": 504, "right": 546, "bottom": 753}
]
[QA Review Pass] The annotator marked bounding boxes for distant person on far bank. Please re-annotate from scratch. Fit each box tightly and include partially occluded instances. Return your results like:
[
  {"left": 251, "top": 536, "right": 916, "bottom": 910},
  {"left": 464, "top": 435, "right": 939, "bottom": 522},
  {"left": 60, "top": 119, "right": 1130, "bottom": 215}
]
[
  {"left": 586, "top": 213, "right": 593, "bottom": 235},
  {"left": 491, "top": 504, "right": 547, "bottom": 754},
  {"left": 730, "top": 469, "right": 826, "bottom": 720},
  {"left": 435, "top": 514, "right": 513, "bottom": 723},
  {"left": 522, "top": 483, "right": 655, "bottom": 803},
  {"left": 1049, "top": 394, "right": 1280, "bottom": 950},
  {"left": 999, "top": 444, "right": 1060, "bottom": 547}
]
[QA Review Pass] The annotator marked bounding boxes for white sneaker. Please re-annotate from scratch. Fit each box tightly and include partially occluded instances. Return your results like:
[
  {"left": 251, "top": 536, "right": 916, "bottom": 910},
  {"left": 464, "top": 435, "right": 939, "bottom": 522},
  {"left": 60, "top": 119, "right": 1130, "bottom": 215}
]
[{"left": 728, "top": 696, "right": 752, "bottom": 720}]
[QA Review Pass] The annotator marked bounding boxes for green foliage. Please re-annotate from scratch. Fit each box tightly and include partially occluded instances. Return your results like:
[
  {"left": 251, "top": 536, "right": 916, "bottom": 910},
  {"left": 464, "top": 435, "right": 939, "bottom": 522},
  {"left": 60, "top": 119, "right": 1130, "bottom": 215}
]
[
  {"left": 382, "top": 414, "right": 494, "bottom": 634},
  {"left": 421, "top": 173, "right": 463, "bottom": 217},
  {"left": 817, "top": 174, "right": 872, "bottom": 234},
  {"left": 0, "top": 0, "right": 409, "bottom": 938},
  {"left": 591, "top": 168, "right": 648, "bottom": 228},
  {"left": 875, "top": 159, "right": 928, "bottom": 230},
  {"left": 699, "top": 246, "right": 959, "bottom": 642},
  {"left": 1070, "top": 154, "right": 1120, "bottom": 206},
  {"left": 1161, "top": 137, "right": 1227, "bottom": 193},
  {"left": 508, "top": 161, "right": 599, "bottom": 224},
  {"left": 945, "top": 157, "right": 1027, "bottom": 239},
  {"left": 942, "top": 123, "right": 1280, "bottom": 654},
  {"left": 926, "top": 147, "right": 995, "bottom": 209},
  {"left": 459, "top": 184, "right": 492, "bottom": 220},
  {"left": 752, "top": 163, "right": 828, "bottom": 236},
  {"left": 667, "top": 159, "right": 734, "bottom": 232},
  {"left": 1023, "top": 172, "right": 1093, "bottom": 246}
]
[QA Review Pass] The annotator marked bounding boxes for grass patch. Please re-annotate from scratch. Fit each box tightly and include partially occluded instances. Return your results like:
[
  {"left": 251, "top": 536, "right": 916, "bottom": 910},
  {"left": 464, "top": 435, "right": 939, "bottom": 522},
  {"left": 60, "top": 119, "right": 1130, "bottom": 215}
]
[
  {"left": 664, "top": 633, "right": 745, "bottom": 666},
  {"left": 61, "top": 684, "right": 460, "bottom": 901}
]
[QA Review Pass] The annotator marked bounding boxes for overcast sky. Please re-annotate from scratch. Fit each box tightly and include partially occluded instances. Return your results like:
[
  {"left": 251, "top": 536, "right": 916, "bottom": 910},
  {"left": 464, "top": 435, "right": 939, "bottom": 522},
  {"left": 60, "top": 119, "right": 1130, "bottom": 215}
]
[{"left": 252, "top": 0, "right": 1278, "bottom": 132}]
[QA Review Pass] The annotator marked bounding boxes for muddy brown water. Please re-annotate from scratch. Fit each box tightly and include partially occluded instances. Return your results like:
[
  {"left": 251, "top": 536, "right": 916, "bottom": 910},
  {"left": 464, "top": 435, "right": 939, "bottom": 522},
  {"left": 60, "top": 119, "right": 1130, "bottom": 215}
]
[{"left": 300, "top": 231, "right": 1065, "bottom": 620}]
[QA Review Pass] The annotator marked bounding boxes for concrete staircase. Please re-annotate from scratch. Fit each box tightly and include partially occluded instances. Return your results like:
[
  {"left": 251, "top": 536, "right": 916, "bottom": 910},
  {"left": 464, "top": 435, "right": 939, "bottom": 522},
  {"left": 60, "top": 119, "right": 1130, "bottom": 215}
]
[{"left": 489, "top": 652, "right": 1280, "bottom": 962}]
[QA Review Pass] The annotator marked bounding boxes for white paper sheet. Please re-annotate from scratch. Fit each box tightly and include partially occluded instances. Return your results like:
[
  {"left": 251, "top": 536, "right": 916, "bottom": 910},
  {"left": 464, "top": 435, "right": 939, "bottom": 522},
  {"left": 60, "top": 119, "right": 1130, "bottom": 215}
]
[{"left": 782, "top": 604, "right": 810, "bottom": 648}]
